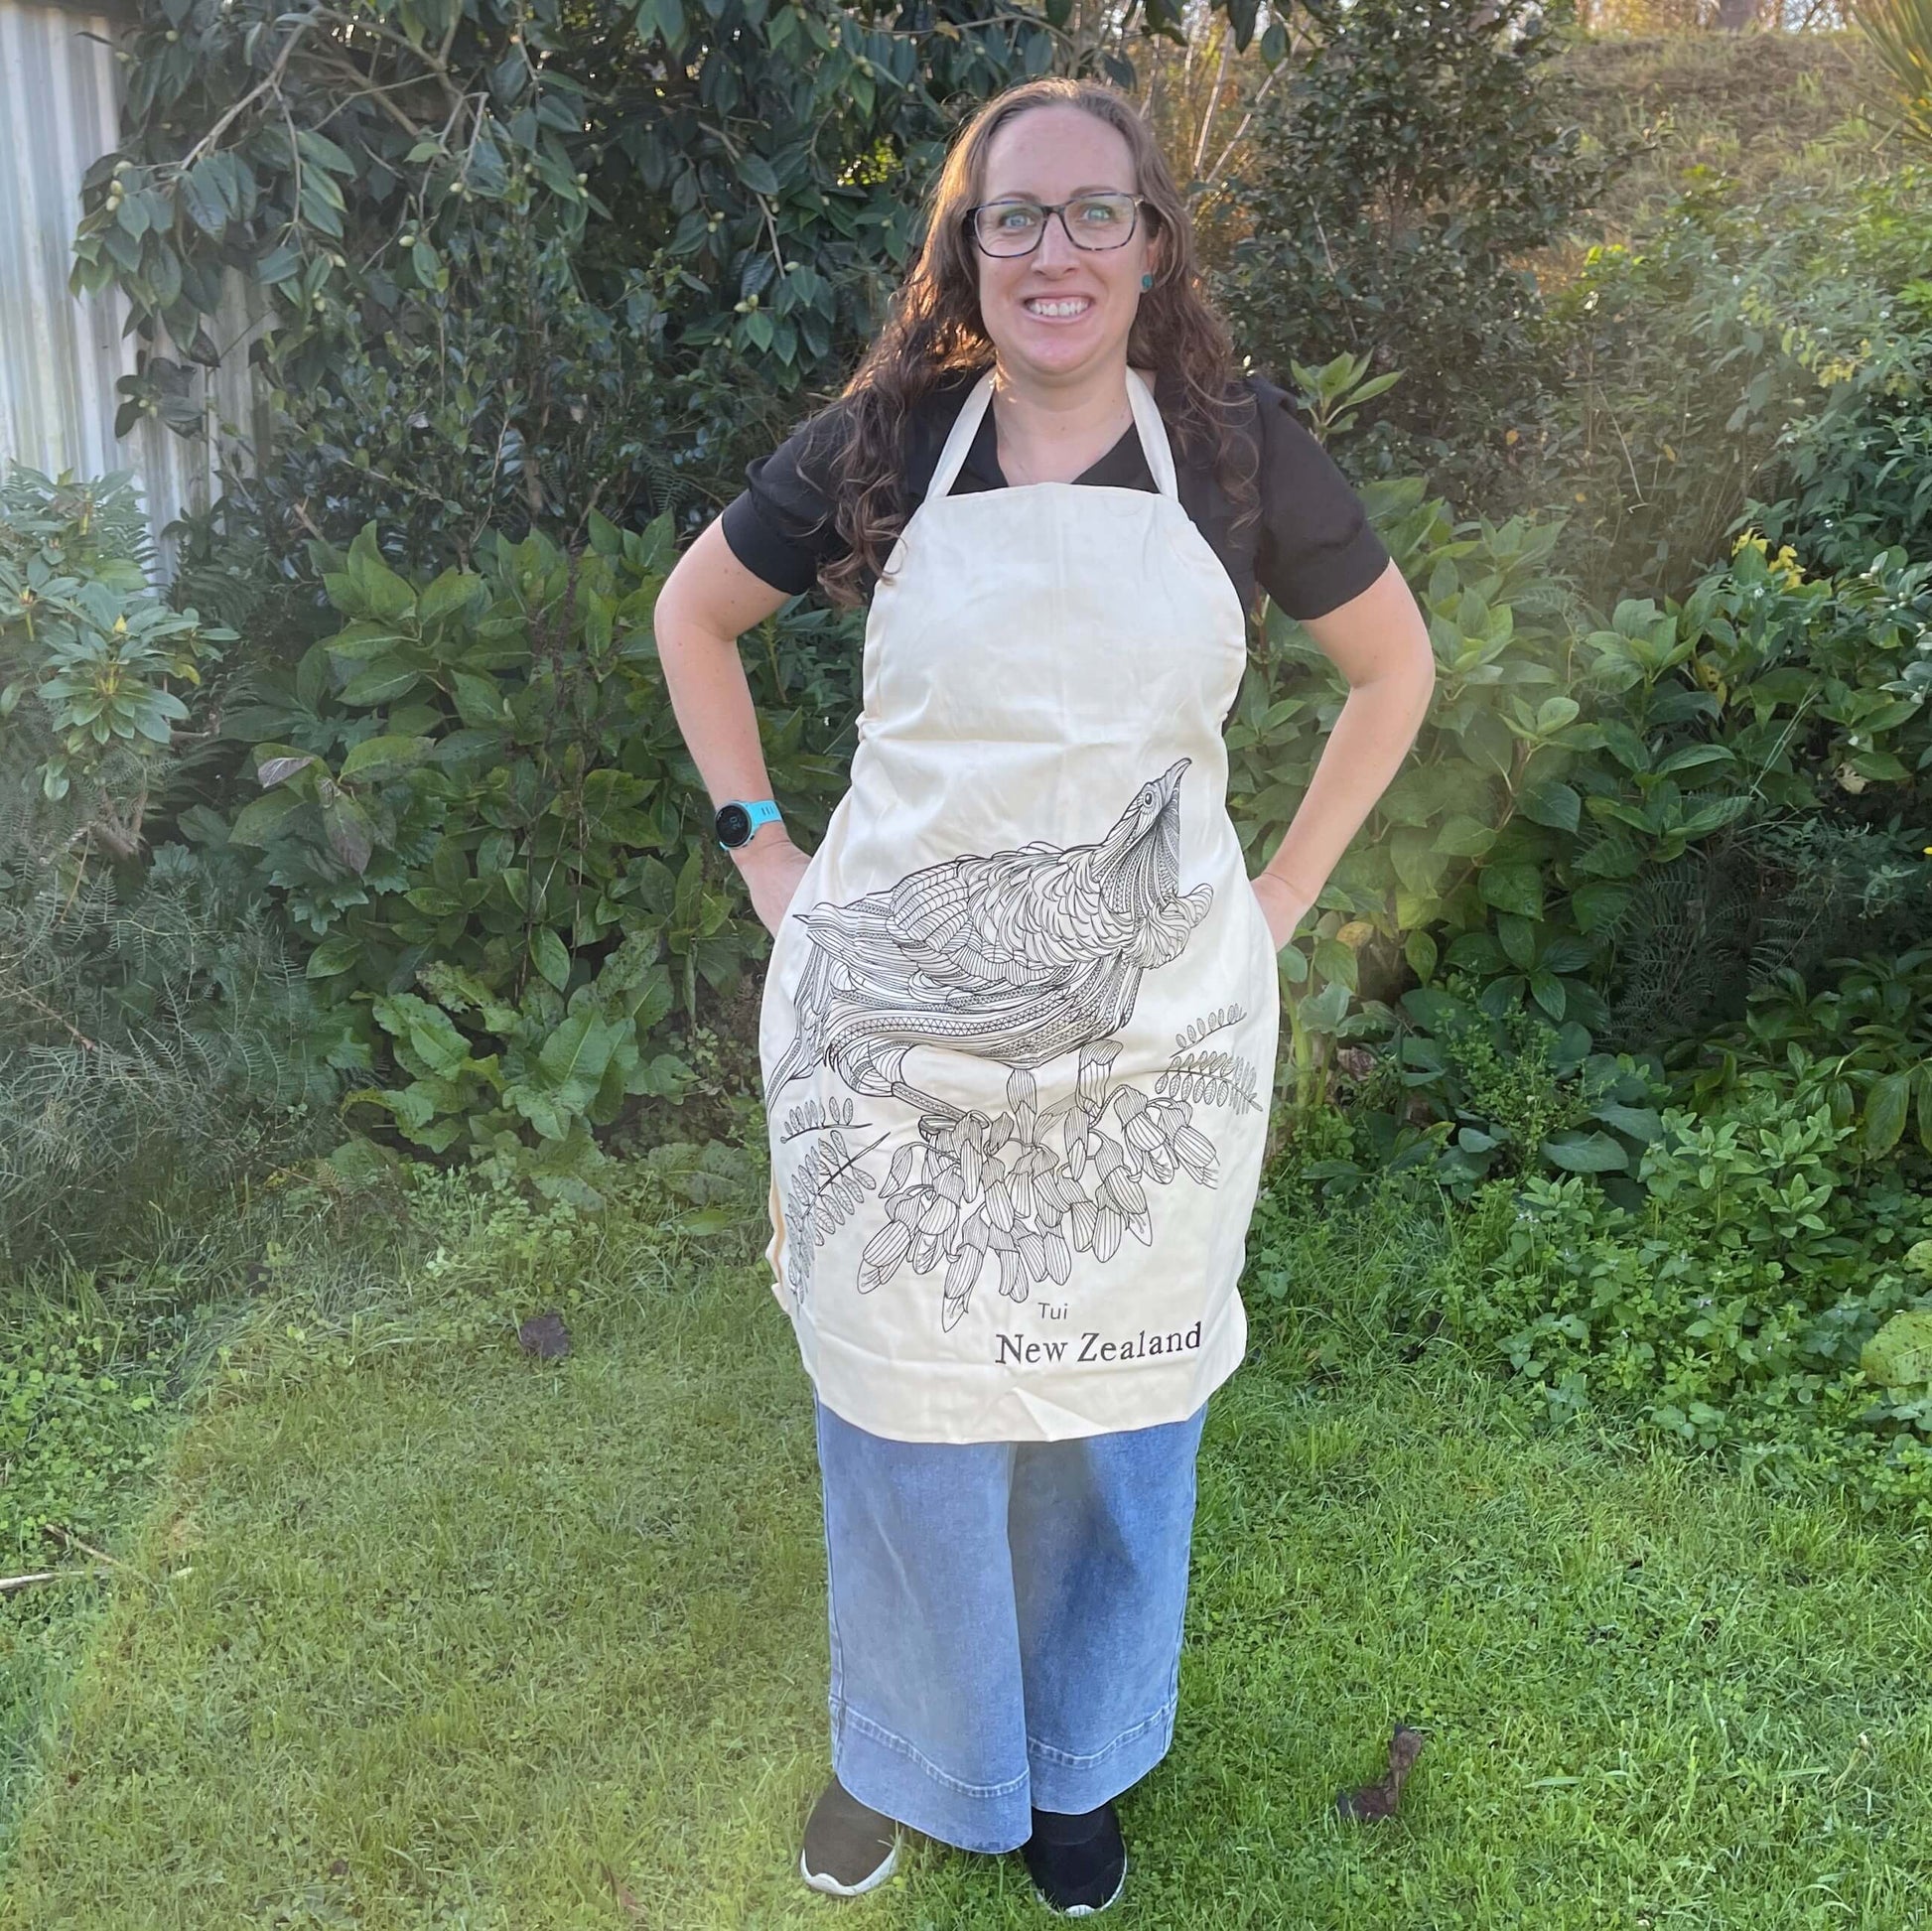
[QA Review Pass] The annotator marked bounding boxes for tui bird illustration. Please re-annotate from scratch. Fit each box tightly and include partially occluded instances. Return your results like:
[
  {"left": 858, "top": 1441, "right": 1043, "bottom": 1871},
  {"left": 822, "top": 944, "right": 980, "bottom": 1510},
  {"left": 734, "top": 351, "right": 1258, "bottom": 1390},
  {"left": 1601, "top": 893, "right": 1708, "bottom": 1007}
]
[{"left": 767, "top": 759, "right": 1212, "bottom": 1114}]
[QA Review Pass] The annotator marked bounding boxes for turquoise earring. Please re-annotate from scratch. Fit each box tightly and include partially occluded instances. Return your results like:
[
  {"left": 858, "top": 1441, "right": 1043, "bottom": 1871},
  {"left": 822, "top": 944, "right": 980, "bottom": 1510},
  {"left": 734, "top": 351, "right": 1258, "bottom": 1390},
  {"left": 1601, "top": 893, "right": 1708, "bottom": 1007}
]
[{"left": 1141, "top": 272, "right": 1155, "bottom": 290}]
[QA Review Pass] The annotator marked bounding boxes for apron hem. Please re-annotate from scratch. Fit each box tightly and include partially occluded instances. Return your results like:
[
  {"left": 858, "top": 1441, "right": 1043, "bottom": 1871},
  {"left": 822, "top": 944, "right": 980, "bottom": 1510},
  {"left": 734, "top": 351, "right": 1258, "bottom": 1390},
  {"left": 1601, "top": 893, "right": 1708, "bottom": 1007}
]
[{"left": 787, "top": 1289, "right": 1249, "bottom": 1445}]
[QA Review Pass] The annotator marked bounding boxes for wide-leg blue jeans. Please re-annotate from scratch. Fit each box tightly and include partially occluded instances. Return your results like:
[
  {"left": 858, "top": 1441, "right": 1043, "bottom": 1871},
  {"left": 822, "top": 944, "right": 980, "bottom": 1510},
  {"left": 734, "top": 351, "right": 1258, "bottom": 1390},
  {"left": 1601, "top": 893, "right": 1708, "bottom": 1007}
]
[{"left": 811, "top": 1392, "right": 1210, "bottom": 1856}]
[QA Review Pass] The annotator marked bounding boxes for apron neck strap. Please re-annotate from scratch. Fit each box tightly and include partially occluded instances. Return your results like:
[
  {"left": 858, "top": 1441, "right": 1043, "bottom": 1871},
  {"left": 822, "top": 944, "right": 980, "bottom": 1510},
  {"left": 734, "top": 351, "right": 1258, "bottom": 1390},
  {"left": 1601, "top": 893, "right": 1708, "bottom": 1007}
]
[
  {"left": 923, "top": 365, "right": 1181, "bottom": 504},
  {"left": 1125, "top": 366, "right": 1180, "bottom": 501},
  {"left": 925, "top": 370, "right": 995, "bottom": 504}
]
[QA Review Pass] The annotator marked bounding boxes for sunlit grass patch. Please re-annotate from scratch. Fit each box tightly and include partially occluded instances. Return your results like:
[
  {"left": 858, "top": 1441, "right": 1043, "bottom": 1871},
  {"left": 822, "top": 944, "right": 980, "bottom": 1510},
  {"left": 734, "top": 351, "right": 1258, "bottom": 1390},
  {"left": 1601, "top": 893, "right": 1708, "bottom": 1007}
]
[{"left": 2, "top": 1186, "right": 1927, "bottom": 1928}]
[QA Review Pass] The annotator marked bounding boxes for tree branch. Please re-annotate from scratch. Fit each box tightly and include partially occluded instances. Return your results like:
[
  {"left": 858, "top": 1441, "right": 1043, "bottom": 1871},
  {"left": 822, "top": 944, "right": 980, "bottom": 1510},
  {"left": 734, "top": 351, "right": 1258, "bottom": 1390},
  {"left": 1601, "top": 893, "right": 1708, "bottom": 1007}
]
[{"left": 176, "top": 15, "right": 314, "bottom": 172}]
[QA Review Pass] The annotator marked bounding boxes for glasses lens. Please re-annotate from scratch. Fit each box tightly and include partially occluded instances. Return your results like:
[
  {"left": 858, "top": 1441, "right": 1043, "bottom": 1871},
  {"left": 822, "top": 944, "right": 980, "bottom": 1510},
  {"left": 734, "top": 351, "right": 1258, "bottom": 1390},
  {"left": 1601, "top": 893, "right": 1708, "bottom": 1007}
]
[
  {"left": 975, "top": 202, "right": 1045, "bottom": 255},
  {"left": 1065, "top": 195, "right": 1139, "bottom": 249}
]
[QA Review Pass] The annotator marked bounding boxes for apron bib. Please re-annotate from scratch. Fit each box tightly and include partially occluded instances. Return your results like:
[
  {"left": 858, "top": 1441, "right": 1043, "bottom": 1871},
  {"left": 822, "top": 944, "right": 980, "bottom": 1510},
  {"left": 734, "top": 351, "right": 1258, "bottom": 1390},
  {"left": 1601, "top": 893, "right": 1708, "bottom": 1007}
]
[{"left": 758, "top": 366, "right": 1279, "bottom": 1443}]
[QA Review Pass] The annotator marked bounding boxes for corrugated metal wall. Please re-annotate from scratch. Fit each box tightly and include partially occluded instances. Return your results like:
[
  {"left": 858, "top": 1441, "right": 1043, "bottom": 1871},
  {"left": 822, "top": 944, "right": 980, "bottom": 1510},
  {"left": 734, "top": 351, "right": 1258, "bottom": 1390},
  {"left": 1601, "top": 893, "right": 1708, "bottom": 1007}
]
[{"left": 0, "top": 0, "right": 259, "bottom": 569}]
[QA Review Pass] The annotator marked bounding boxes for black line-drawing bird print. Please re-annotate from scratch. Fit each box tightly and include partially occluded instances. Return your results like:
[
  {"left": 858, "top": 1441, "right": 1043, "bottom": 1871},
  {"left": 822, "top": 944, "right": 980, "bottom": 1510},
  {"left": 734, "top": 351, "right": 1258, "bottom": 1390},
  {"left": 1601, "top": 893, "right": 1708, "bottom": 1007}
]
[{"left": 767, "top": 759, "right": 1213, "bottom": 1117}]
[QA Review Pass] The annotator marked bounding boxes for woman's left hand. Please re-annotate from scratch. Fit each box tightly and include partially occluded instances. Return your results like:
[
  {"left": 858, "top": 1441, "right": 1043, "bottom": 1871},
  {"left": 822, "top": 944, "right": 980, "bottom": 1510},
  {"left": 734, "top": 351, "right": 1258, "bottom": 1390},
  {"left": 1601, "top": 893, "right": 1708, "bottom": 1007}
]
[{"left": 1250, "top": 873, "right": 1312, "bottom": 952}]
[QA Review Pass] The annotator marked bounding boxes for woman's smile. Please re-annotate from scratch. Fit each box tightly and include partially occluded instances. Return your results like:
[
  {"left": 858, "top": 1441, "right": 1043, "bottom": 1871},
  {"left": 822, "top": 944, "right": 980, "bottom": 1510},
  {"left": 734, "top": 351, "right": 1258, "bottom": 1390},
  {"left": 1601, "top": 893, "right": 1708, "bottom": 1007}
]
[{"left": 1022, "top": 294, "right": 1097, "bottom": 322}]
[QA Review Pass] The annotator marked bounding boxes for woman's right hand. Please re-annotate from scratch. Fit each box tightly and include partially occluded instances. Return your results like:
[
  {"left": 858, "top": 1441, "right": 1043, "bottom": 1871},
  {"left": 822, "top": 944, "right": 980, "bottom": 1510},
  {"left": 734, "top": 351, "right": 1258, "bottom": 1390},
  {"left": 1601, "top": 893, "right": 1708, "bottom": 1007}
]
[{"left": 735, "top": 833, "right": 813, "bottom": 938}]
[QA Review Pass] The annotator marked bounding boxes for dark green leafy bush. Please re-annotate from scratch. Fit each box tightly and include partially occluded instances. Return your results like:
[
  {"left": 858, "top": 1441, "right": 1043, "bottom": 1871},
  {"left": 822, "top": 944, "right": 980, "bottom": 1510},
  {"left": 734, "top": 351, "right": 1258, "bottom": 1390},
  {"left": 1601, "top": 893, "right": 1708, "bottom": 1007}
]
[
  {"left": 1210, "top": 0, "right": 1607, "bottom": 503},
  {"left": 194, "top": 514, "right": 846, "bottom": 1195},
  {"left": 1762, "top": 392, "right": 1932, "bottom": 581},
  {"left": 1245, "top": 353, "right": 1927, "bottom": 1074},
  {"left": 1678, "top": 945, "right": 1932, "bottom": 1158},
  {"left": 219, "top": 227, "right": 670, "bottom": 581},
  {"left": 1336, "top": 978, "right": 1669, "bottom": 1202}
]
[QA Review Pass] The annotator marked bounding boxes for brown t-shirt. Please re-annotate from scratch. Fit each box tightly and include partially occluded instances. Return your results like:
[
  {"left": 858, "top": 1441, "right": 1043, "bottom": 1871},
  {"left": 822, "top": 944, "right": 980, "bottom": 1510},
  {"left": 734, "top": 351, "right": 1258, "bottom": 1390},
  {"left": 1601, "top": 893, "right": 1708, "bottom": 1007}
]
[{"left": 720, "top": 369, "right": 1390, "bottom": 621}]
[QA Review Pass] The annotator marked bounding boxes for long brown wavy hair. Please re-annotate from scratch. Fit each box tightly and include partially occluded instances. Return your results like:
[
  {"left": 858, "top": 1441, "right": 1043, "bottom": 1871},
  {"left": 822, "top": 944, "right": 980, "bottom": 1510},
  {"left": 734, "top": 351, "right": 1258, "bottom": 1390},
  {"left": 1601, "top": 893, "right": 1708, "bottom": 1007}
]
[{"left": 813, "top": 77, "right": 1259, "bottom": 609}]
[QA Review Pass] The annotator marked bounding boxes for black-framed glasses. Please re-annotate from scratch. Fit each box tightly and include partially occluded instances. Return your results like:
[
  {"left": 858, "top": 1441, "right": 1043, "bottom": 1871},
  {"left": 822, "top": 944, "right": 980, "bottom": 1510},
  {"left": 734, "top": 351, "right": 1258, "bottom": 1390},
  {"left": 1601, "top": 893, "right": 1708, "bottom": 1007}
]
[{"left": 965, "top": 194, "right": 1150, "bottom": 258}]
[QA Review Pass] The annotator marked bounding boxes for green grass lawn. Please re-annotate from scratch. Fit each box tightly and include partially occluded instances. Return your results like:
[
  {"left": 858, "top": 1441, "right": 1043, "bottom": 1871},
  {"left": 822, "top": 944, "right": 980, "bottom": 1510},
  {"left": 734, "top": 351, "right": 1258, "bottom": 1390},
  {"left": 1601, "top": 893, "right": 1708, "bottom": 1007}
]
[{"left": 2, "top": 1191, "right": 1929, "bottom": 1929}]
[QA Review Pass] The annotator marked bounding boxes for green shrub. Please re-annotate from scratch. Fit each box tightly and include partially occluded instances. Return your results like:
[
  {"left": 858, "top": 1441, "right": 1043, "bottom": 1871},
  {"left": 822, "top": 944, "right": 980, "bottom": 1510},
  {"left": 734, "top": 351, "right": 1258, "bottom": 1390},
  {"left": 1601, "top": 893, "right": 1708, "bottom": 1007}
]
[
  {"left": 1760, "top": 393, "right": 1932, "bottom": 583},
  {"left": 0, "top": 475, "right": 346, "bottom": 1266},
  {"left": 1449, "top": 1080, "right": 1932, "bottom": 1521},
  {"left": 1547, "top": 168, "right": 1932, "bottom": 602},
  {"left": 219, "top": 227, "right": 671, "bottom": 582},
  {"left": 0, "top": 467, "right": 230, "bottom": 820},
  {"left": 1751, "top": 215, "right": 1932, "bottom": 576},
  {"left": 1245, "top": 365, "right": 1928, "bottom": 1141},
  {"left": 1676, "top": 945, "right": 1932, "bottom": 1158},
  {"left": 195, "top": 514, "right": 845, "bottom": 1196},
  {"left": 1331, "top": 976, "right": 1670, "bottom": 1201}
]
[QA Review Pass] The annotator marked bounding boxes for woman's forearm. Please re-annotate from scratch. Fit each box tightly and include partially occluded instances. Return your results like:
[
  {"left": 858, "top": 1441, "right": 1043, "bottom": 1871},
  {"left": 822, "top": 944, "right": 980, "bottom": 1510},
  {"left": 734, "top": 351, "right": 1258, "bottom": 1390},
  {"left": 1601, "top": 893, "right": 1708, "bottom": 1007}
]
[
  {"left": 658, "top": 613, "right": 775, "bottom": 811},
  {"left": 653, "top": 519, "right": 795, "bottom": 853},
  {"left": 1260, "top": 658, "right": 1436, "bottom": 907}
]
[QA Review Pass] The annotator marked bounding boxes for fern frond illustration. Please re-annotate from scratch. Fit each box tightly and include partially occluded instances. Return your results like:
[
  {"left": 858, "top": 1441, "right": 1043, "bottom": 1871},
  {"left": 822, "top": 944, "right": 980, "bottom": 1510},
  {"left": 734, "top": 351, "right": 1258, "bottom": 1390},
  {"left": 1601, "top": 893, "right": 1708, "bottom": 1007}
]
[
  {"left": 1173, "top": 1005, "right": 1246, "bottom": 1051},
  {"left": 780, "top": 1096, "right": 867, "bottom": 1141},
  {"left": 782, "top": 1128, "right": 886, "bottom": 1308},
  {"left": 1158, "top": 1047, "right": 1260, "bottom": 1114}
]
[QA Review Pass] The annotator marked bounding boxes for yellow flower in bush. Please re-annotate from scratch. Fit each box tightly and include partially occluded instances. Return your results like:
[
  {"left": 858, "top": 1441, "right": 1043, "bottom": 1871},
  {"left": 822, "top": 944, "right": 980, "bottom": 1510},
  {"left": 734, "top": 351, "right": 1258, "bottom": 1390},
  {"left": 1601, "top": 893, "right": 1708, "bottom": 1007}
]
[{"left": 1730, "top": 528, "right": 1806, "bottom": 589}]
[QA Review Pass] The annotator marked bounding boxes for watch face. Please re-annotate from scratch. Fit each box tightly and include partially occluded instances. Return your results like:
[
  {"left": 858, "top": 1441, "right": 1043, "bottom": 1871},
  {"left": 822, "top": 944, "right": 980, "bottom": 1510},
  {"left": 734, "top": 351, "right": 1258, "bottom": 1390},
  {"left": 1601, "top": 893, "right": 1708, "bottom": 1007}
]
[{"left": 716, "top": 802, "right": 752, "bottom": 847}]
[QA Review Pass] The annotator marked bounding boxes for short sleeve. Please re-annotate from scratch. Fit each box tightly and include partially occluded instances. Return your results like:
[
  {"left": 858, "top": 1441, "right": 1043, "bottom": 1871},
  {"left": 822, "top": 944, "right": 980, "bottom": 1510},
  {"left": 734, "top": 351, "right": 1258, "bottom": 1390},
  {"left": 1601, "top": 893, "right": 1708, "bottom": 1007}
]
[
  {"left": 1248, "top": 375, "right": 1391, "bottom": 621},
  {"left": 719, "top": 403, "right": 855, "bottom": 596}
]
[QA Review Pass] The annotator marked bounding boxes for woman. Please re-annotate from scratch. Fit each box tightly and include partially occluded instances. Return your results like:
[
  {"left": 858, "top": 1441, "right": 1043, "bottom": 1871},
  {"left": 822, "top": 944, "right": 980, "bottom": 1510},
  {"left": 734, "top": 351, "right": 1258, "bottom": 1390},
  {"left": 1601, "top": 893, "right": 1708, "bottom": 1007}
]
[{"left": 655, "top": 76, "right": 1435, "bottom": 1915}]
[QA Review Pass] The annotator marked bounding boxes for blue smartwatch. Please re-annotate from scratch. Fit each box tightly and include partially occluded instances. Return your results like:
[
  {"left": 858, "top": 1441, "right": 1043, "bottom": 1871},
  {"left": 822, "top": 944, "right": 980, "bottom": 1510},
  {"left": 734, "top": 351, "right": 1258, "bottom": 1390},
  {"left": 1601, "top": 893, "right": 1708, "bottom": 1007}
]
[{"left": 715, "top": 798, "right": 783, "bottom": 850}]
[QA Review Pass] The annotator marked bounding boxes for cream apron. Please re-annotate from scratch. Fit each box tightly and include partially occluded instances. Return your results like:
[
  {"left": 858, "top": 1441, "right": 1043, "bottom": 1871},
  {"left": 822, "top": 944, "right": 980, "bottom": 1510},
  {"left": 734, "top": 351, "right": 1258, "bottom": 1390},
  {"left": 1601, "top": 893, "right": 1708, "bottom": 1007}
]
[{"left": 759, "top": 365, "right": 1279, "bottom": 1444}]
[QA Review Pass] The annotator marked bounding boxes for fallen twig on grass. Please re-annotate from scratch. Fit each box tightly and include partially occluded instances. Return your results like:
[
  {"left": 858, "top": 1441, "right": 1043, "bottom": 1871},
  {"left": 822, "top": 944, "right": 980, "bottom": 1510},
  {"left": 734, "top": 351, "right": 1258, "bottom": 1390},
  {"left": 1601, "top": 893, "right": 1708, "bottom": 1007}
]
[
  {"left": 47, "top": 1526, "right": 156, "bottom": 1589},
  {"left": 0, "top": 1568, "right": 107, "bottom": 1594}
]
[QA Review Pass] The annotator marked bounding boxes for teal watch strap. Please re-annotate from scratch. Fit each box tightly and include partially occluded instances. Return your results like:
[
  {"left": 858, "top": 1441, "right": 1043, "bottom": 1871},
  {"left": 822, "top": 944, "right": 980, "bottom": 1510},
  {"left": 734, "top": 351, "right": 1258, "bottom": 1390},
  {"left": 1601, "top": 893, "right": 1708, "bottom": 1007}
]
[{"left": 715, "top": 798, "right": 782, "bottom": 849}]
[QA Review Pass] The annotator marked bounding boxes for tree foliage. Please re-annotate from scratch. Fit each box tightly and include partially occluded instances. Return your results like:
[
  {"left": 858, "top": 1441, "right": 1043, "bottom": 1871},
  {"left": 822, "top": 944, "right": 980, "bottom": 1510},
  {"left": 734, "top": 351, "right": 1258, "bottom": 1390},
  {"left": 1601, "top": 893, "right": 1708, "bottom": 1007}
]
[
  {"left": 1210, "top": 0, "right": 1607, "bottom": 502},
  {"left": 73, "top": 0, "right": 1262, "bottom": 573}
]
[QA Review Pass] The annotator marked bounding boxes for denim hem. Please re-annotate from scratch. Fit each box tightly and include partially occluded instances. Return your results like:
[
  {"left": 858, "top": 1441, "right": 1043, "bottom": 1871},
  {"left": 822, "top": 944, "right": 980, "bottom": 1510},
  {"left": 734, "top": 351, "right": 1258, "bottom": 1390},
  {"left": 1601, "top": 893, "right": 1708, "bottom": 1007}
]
[
  {"left": 1025, "top": 1695, "right": 1177, "bottom": 1814},
  {"left": 1028, "top": 1692, "right": 1177, "bottom": 1771},
  {"left": 830, "top": 1694, "right": 1034, "bottom": 1855}
]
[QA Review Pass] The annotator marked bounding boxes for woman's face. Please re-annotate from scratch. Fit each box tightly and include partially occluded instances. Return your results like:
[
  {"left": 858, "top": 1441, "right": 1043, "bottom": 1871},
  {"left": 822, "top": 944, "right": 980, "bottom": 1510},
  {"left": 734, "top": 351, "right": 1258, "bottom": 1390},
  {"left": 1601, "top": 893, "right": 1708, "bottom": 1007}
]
[{"left": 973, "top": 104, "right": 1159, "bottom": 390}]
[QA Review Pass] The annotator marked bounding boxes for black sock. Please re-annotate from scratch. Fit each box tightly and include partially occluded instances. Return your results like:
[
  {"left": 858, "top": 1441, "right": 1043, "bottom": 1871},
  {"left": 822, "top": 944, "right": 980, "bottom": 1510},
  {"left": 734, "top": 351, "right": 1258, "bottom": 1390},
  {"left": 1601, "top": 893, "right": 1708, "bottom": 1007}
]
[{"left": 1029, "top": 1801, "right": 1111, "bottom": 1845}]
